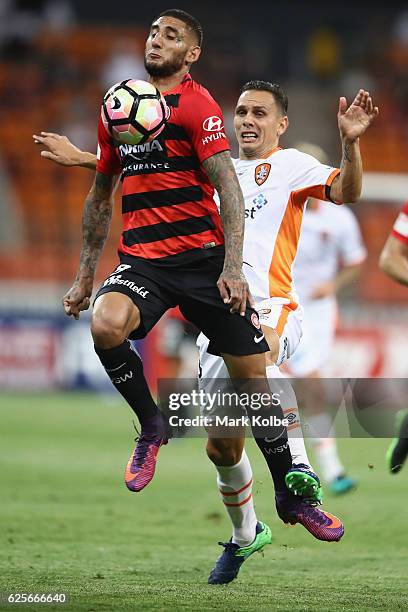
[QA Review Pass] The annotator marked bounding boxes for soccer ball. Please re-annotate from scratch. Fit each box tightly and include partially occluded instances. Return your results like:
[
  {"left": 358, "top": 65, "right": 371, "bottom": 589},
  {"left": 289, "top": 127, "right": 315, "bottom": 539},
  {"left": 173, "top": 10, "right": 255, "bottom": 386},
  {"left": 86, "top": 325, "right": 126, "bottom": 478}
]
[{"left": 102, "top": 79, "right": 170, "bottom": 145}]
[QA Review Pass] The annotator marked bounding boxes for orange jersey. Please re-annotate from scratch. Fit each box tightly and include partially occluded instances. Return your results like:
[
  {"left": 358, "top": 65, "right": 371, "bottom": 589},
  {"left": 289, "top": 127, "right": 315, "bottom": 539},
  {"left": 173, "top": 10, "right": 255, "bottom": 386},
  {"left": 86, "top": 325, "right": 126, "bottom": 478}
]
[{"left": 233, "top": 148, "right": 340, "bottom": 308}]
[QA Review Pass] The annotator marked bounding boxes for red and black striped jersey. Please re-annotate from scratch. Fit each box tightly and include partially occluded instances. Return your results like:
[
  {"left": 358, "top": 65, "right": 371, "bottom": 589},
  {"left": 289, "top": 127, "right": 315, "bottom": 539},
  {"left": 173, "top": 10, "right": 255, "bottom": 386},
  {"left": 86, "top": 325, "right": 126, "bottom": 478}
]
[{"left": 97, "top": 74, "right": 230, "bottom": 264}]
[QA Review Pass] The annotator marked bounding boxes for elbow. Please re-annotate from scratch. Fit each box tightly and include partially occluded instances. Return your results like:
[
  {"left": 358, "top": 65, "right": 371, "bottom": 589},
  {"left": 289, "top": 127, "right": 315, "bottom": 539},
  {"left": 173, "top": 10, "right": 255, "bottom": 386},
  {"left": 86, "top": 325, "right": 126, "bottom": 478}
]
[
  {"left": 332, "top": 187, "right": 360, "bottom": 205},
  {"left": 335, "top": 178, "right": 362, "bottom": 204},
  {"left": 333, "top": 192, "right": 359, "bottom": 205}
]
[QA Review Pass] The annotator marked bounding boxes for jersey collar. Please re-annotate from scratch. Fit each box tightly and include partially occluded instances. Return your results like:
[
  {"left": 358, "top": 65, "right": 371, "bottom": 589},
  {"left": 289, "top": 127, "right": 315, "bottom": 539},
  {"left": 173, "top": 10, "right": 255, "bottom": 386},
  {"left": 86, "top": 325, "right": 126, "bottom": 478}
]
[
  {"left": 162, "top": 73, "right": 192, "bottom": 96},
  {"left": 262, "top": 146, "right": 282, "bottom": 159},
  {"left": 237, "top": 146, "right": 282, "bottom": 164}
]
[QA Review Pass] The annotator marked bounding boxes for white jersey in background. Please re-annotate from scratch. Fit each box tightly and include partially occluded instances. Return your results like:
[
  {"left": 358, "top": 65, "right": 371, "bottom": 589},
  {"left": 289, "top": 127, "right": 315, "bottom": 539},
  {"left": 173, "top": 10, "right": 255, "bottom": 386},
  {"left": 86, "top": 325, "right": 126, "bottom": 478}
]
[
  {"left": 288, "top": 202, "right": 367, "bottom": 376},
  {"left": 293, "top": 202, "right": 367, "bottom": 303}
]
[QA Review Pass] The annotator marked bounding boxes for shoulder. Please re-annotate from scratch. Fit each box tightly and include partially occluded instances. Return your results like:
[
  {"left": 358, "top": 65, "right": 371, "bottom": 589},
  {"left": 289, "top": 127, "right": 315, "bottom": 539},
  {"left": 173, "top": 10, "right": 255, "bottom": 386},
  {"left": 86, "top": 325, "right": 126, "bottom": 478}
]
[
  {"left": 264, "top": 148, "right": 317, "bottom": 174},
  {"left": 277, "top": 148, "right": 320, "bottom": 166},
  {"left": 181, "top": 78, "right": 221, "bottom": 108}
]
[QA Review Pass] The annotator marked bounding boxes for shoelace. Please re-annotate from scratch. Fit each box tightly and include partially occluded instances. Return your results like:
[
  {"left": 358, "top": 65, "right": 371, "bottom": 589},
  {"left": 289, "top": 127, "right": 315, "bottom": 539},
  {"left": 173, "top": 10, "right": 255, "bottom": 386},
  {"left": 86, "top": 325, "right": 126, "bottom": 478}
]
[
  {"left": 217, "top": 541, "right": 240, "bottom": 554},
  {"left": 132, "top": 419, "right": 140, "bottom": 441},
  {"left": 132, "top": 420, "right": 159, "bottom": 467},
  {"left": 301, "top": 504, "right": 330, "bottom": 526},
  {"left": 291, "top": 463, "right": 322, "bottom": 490},
  {"left": 133, "top": 416, "right": 170, "bottom": 442}
]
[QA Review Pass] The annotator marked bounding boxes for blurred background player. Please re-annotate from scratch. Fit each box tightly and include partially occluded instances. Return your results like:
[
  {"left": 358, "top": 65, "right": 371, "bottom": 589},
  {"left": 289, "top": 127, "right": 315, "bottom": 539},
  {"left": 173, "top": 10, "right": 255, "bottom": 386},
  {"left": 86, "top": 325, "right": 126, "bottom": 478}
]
[
  {"left": 157, "top": 308, "right": 199, "bottom": 379},
  {"left": 286, "top": 142, "right": 367, "bottom": 495},
  {"left": 380, "top": 201, "right": 408, "bottom": 474},
  {"left": 157, "top": 308, "right": 199, "bottom": 437}
]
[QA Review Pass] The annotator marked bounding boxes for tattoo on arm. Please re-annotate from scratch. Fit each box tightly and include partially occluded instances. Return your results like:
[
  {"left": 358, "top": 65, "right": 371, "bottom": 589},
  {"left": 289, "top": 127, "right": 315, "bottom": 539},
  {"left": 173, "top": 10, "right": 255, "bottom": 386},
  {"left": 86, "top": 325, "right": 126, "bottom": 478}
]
[
  {"left": 330, "top": 140, "right": 362, "bottom": 203},
  {"left": 342, "top": 143, "right": 352, "bottom": 164},
  {"left": 77, "top": 172, "right": 116, "bottom": 281},
  {"left": 202, "top": 151, "right": 244, "bottom": 273}
]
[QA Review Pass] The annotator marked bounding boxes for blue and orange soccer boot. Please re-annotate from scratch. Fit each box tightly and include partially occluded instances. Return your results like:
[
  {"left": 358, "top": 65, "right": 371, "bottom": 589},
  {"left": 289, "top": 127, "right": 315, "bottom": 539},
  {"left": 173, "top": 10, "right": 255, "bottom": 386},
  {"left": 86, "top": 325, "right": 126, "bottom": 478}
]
[
  {"left": 386, "top": 409, "right": 408, "bottom": 474},
  {"left": 208, "top": 521, "right": 272, "bottom": 585},
  {"left": 276, "top": 491, "right": 344, "bottom": 542},
  {"left": 278, "top": 463, "right": 344, "bottom": 542},
  {"left": 124, "top": 413, "right": 169, "bottom": 493}
]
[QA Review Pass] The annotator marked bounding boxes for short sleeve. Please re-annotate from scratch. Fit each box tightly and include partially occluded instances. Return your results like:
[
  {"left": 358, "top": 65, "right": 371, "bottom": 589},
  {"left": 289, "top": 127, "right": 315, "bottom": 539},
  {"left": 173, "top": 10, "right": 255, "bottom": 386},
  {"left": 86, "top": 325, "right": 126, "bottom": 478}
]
[
  {"left": 391, "top": 201, "right": 408, "bottom": 244},
  {"left": 181, "top": 92, "right": 230, "bottom": 163},
  {"left": 337, "top": 207, "right": 367, "bottom": 265},
  {"left": 287, "top": 150, "right": 340, "bottom": 203},
  {"left": 96, "top": 115, "right": 122, "bottom": 176}
]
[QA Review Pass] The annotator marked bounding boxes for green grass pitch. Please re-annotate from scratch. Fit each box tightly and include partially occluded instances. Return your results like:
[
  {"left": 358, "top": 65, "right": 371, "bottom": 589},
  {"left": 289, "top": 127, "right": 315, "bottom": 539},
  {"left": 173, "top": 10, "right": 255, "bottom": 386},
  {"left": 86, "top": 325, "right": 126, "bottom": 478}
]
[{"left": 0, "top": 392, "right": 407, "bottom": 611}]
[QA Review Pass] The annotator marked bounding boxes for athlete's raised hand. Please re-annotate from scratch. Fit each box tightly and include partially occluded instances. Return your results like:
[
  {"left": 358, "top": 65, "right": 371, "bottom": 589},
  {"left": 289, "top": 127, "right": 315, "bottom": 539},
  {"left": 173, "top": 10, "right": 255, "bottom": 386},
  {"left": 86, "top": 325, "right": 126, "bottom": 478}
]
[
  {"left": 33, "top": 132, "right": 84, "bottom": 166},
  {"left": 33, "top": 132, "right": 97, "bottom": 169},
  {"left": 62, "top": 280, "right": 93, "bottom": 320},
  {"left": 217, "top": 268, "right": 253, "bottom": 316},
  {"left": 338, "top": 90, "right": 379, "bottom": 142}
]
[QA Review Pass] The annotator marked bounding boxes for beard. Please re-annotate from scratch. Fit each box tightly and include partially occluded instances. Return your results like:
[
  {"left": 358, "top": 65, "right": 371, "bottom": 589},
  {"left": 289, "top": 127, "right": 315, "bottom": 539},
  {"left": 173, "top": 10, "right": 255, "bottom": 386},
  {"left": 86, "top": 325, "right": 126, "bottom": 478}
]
[{"left": 144, "top": 50, "right": 187, "bottom": 78}]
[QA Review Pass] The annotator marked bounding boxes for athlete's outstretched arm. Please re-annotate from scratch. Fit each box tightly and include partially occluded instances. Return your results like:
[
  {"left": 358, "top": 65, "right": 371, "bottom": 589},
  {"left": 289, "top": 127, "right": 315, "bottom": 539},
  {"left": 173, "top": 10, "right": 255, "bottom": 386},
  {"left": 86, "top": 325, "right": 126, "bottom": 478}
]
[
  {"left": 33, "top": 132, "right": 97, "bottom": 170},
  {"left": 379, "top": 235, "right": 408, "bottom": 287},
  {"left": 330, "top": 89, "right": 379, "bottom": 204},
  {"left": 202, "top": 150, "right": 251, "bottom": 315},
  {"left": 62, "top": 171, "right": 116, "bottom": 319}
]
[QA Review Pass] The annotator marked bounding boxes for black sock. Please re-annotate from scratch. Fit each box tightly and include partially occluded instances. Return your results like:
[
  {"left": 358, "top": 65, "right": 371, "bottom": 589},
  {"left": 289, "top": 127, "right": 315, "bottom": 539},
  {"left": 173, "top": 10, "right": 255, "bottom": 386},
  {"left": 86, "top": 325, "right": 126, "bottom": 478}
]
[
  {"left": 247, "top": 393, "right": 292, "bottom": 493},
  {"left": 231, "top": 377, "right": 293, "bottom": 494},
  {"left": 252, "top": 431, "right": 292, "bottom": 494},
  {"left": 95, "top": 340, "right": 159, "bottom": 427}
]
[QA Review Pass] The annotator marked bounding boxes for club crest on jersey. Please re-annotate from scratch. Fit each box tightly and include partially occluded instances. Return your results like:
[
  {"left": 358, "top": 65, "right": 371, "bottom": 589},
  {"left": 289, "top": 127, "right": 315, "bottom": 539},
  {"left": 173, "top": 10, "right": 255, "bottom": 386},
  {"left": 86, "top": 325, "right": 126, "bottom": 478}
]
[
  {"left": 251, "top": 312, "right": 261, "bottom": 329},
  {"left": 255, "top": 163, "right": 271, "bottom": 186}
]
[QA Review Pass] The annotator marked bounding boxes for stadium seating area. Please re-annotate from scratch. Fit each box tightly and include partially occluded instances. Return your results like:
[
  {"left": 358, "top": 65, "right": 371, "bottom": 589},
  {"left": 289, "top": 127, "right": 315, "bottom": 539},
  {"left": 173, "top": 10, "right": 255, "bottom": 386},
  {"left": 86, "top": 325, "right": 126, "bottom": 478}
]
[
  {"left": 0, "top": 25, "right": 407, "bottom": 305},
  {"left": 0, "top": 28, "right": 143, "bottom": 283}
]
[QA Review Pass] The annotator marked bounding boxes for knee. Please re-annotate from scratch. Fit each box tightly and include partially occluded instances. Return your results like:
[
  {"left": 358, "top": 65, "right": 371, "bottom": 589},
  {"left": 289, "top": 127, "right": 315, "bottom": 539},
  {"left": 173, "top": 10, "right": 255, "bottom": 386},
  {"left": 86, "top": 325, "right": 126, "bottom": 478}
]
[
  {"left": 206, "top": 438, "right": 243, "bottom": 467},
  {"left": 225, "top": 353, "right": 267, "bottom": 379},
  {"left": 91, "top": 311, "right": 128, "bottom": 349}
]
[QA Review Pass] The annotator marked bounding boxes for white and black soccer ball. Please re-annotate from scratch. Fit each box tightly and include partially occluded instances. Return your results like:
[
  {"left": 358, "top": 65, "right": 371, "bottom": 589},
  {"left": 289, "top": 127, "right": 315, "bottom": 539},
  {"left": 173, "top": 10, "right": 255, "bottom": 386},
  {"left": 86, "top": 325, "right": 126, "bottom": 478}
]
[{"left": 102, "top": 79, "right": 170, "bottom": 145}]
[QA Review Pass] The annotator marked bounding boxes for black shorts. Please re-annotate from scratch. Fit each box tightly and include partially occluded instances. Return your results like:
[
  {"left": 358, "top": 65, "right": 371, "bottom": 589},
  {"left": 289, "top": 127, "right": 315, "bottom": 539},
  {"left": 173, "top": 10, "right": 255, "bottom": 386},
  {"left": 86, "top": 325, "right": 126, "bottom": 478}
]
[{"left": 94, "top": 251, "right": 269, "bottom": 357}]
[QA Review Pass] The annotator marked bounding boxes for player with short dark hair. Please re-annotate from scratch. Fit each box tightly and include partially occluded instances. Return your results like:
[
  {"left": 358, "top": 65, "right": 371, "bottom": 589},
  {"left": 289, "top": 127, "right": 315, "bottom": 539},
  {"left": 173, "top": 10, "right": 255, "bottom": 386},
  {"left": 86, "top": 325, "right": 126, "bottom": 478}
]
[
  {"left": 35, "top": 10, "right": 295, "bottom": 528},
  {"left": 157, "top": 8, "right": 204, "bottom": 47},
  {"left": 240, "top": 80, "right": 288, "bottom": 114},
  {"left": 197, "top": 82, "right": 378, "bottom": 583}
]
